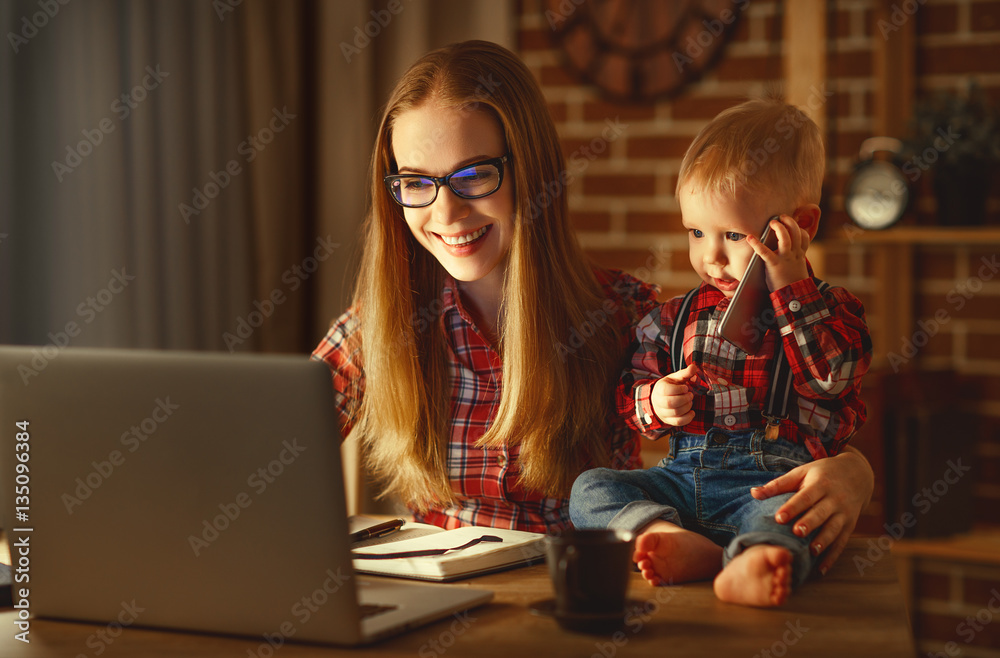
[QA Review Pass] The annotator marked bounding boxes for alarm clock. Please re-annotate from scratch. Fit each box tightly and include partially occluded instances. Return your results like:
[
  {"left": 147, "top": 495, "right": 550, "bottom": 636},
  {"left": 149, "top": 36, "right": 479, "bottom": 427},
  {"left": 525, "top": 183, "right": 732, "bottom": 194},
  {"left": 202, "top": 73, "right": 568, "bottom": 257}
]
[{"left": 844, "top": 137, "right": 910, "bottom": 230}]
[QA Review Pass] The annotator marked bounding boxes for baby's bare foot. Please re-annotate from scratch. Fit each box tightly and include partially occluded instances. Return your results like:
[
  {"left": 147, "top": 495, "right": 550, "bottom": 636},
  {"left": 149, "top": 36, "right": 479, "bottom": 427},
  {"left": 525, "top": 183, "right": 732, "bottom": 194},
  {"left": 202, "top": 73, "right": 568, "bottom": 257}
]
[
  {"left": 632, "top": 525, "right": 722, "bottom": 586},
  {"left": 713, "top": 544, "right": 793, "bottom": 607}
]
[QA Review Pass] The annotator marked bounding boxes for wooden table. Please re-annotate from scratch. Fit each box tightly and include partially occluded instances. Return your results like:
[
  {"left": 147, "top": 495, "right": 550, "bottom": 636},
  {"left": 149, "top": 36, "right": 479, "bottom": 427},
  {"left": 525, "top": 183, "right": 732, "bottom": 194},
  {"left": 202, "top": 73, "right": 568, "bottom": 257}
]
[{"left": 0, "top": 537, "right": 914, "bottom": 657}]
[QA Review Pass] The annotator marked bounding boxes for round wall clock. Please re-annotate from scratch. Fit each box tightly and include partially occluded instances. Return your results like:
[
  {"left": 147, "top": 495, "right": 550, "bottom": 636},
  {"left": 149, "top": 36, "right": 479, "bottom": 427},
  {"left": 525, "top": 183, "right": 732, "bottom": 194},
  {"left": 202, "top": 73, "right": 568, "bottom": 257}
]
[{"left": 544, "top": 0, "right": 747, "bottom": 103}]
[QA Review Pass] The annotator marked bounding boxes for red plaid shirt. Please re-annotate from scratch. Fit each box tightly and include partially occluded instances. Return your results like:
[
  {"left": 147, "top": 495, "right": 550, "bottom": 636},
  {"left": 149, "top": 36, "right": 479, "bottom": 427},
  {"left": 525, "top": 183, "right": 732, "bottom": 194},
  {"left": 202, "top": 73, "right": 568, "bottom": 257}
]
[
  {"left": 619, "top": 276, "right": 872, "bottom": 460},
  {"left": 313, "top": 268, "right": 659, "bottom": 533}
]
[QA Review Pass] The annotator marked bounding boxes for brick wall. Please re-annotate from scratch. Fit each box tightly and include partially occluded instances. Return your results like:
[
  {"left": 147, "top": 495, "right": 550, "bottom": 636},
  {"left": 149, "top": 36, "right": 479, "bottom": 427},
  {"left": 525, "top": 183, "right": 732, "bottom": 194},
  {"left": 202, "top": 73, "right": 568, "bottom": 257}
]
[
  {"left": 517, "top": 0, "right": 1000, "bottom": 533},
  {"left": 909, "top": 557, "right": 1000, "bottom": 657}
]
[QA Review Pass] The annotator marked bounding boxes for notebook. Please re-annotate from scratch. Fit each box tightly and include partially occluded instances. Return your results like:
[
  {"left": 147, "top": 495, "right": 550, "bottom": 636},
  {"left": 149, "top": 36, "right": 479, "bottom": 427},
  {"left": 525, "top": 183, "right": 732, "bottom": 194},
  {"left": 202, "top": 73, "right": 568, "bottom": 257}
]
[
  {"left": 0, "top": 346, "right": 493, "bottom": 646},
  {"left": 351, "top": 519, "right": 546, "bottom": 581}
]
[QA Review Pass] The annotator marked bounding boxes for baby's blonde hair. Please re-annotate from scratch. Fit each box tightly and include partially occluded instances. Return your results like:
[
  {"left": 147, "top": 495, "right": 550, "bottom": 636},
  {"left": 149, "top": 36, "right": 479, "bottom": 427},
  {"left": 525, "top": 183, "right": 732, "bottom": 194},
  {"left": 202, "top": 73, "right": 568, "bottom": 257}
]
[{"left": 676, "top": 96, "right": 825, "bottom": 210}]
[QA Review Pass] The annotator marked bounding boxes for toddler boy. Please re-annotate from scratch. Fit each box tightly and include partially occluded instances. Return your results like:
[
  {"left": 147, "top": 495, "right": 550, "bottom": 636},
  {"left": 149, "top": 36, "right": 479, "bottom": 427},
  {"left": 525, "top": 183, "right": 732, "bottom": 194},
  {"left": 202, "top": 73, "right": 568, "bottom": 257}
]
[{"left": 569, "top": 97, "right": 872, "bottom": 607}]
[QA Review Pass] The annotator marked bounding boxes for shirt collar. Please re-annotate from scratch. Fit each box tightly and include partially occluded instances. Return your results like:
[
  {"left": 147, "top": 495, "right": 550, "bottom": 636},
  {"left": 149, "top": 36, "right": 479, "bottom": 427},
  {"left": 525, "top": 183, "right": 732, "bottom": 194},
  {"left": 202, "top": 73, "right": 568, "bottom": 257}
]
[{"left": 441, "top": 275, "right": 478, "bottom": 328}]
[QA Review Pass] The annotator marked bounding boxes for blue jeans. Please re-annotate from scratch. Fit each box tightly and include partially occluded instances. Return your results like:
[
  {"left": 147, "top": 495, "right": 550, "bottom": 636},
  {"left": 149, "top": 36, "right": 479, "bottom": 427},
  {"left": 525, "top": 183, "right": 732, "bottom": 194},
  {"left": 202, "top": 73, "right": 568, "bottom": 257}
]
[{"left": 569, "top": 428, "right": 818, "bottom": 589}]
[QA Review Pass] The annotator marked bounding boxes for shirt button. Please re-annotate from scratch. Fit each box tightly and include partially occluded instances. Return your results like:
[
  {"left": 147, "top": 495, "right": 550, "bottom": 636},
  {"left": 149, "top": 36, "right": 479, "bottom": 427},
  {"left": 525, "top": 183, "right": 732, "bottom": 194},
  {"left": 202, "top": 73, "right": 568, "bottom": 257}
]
[
  {"left": 724, "top": 414, "right": 737, "bottom": 427},
  {"left": 716, "top": 377, "right": 728, "bottom": 386},
  {"left": 496, "top": 455, "right": 507, "bottom": 467},
  {"left": 789, "top": 300, "right": 802, "bottom": 312}
]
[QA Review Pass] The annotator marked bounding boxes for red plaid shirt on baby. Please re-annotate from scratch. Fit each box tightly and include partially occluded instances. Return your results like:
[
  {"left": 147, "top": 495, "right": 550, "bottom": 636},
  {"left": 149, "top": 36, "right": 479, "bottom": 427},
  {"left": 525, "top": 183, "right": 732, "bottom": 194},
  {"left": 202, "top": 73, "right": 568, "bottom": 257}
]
[{"left": 618, "top": 277, "right": 872, "bottom": 460}]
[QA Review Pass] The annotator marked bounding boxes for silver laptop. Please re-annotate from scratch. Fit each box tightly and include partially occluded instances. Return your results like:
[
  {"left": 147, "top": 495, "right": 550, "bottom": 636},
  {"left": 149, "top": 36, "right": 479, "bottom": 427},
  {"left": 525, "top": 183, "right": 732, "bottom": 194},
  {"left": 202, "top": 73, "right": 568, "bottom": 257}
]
[{"left": 0, "top": 346, "right": 492, "bottom": 645}]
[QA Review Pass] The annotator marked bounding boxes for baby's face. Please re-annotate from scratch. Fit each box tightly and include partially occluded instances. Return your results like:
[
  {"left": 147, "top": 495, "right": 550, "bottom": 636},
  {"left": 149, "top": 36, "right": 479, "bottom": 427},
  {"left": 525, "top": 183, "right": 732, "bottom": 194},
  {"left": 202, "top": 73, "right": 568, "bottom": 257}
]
[{"left": 678, "top": 184, "right": 771, "bottom": 298}]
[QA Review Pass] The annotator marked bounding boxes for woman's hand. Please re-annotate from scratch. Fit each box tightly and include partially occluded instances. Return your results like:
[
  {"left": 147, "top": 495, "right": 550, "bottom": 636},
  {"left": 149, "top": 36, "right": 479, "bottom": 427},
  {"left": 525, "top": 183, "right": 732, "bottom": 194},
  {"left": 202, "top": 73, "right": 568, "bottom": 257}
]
[{"left": 750, "top": 446, "right": 874, "bottom": 575}]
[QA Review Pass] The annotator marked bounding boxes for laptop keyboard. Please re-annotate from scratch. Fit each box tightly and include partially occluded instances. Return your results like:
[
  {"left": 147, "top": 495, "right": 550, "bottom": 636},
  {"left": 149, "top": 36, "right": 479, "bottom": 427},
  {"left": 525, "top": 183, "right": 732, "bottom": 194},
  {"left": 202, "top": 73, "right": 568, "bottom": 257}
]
[{"left": 359, "top": 603, "right": 398, "bottom": 619}]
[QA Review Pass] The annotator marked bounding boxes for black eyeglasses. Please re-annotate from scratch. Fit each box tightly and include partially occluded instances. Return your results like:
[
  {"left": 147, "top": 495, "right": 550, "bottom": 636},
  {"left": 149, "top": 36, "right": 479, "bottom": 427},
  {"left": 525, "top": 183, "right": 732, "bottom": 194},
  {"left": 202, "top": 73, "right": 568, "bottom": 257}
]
[{"left": 384, "top": 154, "right": 509, "bottom": 208}]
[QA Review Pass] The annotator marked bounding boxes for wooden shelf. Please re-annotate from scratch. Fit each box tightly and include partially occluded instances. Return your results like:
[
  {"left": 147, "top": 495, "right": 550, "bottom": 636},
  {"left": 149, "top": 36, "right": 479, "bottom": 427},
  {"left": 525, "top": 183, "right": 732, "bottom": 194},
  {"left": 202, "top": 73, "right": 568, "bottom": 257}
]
[
  {"left": 892, "top": 530, "right": 1000, "bottom": 567},
  {"left": 832, "top": 225, "right": 1000, "bottom": 245}
]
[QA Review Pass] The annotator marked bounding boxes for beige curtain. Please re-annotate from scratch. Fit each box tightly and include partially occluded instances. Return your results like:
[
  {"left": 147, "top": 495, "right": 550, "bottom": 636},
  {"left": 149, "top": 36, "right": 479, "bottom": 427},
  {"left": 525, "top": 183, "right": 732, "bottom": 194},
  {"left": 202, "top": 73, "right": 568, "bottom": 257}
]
[{"left": 0, "top": 0, "right": 514, "bottom": 514}]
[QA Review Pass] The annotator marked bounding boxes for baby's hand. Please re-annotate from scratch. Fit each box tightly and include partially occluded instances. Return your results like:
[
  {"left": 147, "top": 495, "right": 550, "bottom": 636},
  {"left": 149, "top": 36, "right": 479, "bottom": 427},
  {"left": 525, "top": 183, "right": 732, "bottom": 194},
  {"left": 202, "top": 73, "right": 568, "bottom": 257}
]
[
  {"left": 747, "top": 214, "right": 810, "bottom": 292},
  {"left": 650, "top": 364, "right": 698, "bottom": 426}
]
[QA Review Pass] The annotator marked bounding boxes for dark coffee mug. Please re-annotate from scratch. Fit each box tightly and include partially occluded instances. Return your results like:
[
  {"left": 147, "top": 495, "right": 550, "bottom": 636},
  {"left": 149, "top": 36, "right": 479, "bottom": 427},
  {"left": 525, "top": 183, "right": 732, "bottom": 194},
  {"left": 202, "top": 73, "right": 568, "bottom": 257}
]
[{"left": 544, "top": 528, "right": 634, "bottom": 619}]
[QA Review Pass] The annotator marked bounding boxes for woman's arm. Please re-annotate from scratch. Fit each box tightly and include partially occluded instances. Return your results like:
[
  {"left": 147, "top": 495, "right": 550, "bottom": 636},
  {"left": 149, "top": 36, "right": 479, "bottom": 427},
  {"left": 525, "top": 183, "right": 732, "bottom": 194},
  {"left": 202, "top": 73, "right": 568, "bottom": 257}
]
[{"left": 750, "top": 445, "right": 874, "bottom": 575}]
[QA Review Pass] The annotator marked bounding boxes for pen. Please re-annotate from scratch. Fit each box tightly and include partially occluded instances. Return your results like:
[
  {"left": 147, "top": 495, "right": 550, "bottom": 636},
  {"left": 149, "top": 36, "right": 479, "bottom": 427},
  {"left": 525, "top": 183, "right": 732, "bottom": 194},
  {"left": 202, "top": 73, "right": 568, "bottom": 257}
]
[{"left": 350, "top": 519, "right": 405, "bottom": 543}]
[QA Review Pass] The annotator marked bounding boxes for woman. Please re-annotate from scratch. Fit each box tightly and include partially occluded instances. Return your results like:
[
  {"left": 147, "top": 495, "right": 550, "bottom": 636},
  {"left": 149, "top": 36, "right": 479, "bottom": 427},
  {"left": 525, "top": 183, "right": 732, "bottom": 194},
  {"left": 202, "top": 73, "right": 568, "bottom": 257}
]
[{"left": 313, "top": 40, "right": 872, "bottom": 573}]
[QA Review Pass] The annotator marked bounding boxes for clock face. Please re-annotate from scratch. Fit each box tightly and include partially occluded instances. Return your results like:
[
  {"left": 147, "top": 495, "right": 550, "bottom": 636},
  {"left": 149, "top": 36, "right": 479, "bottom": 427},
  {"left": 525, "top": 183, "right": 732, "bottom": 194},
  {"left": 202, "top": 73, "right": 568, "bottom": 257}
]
[
  {"left": 845, "top": 160, "right": 909, "bottom": 230},
  {"left": 544, "top": 0, "right": 747, "bottom": 103}
]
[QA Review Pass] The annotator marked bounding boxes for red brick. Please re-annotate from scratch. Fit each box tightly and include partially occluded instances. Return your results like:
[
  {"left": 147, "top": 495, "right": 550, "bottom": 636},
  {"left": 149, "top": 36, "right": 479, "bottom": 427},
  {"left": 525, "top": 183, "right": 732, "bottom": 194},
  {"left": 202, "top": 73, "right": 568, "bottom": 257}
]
[
  {"left": 919, "top": 44, "right": 1000, "bottom": 76},
  {"left": 821, "top": 248, "right": 849, "bottom": 277},
  {"left": 714, "top": 54, "right": 781, "bottom": 82},
  {"left": 583, "top": 174, "right": 656, "bottom": 196},
  {"left": 670, "top": 249, "right": 691, "bottom": 272},
  {"left": 830, "top": 50, "right": 873, "bottom": 78},
  {"left": 967, "top": 333, "right": 1000, "bottom": 360},
  {"left": 833, "top": 9, "right": 872, "bottom": 39},
  {"left": 975, "top": 454, "right": 1000, "bottom": 489},
  {"left": 964, "top": 575, "right": 1000, "bottom": 604},
  {"left": 969, "top": 249, "right": 1000, "bottom": 278},
  {"left": 835, "top": 132, "right": 873, "bottom": 161},
  {"left": 967, "top": 373, "right": 1000, "bottom": 404},
  {"left": 730, "top": 10, "right": 752, "bottom": 42},
  {"left": 916, "top": 290, "right": 998, "bottom": 321},
  {"left": 915, "top": 611, "right": 962, "bottom": 643},
  {"left": 819, "top": 210, "right": 851, "bottom": 233},
  {"left": 832, "top": 10, "right": 852, "bottom": 39},
  {"left": 986, "top": 85, "right": 1000, "bottom": 110},
  {"left": 918, "top": 250, "right": 958, "bottom": 281},
  {"left": 730, "top": 10, "right": 780, "bottom": 42},
  {"left": 974, "top": 495, "right": 1000, "bottom": 526},
  {"left": 670, "top": 95, "right": 747, "bottom": 121},
  {"left": 624, "top": 211, "right": 682, "bottom": 233},
  {"left": 561, "top": 137, "right": 611, "bottom": 161},
  {"left": 921, "top": 331, "right": 954, "bottom": 359},
  {"left": 540, "top": 64, "right": 579, "bottom": 87},
  {"left": 917, "top": 571, "right": 952, "bottom": 601},
  {"left": 863, "top": 249, "right": 877, "bottom": 277},
  {"left": 830, "top": 91, "right": 860, "bottom": 119},
  {"left": 582, "top": 100, "right": 656, "bottom": 122},
  {"left": 570, "top": 211, "right": 611, "bottom": 232},
  {"left": 585, "top": 248, "right": 658, "bottom": 270},
  {"left": 547, "top": 101, "right": 568, "bottom": 123},
  {"left": 665, "top": 173, "right": 678, "bottom": 196},
  {"left": 519, "top": 27, "right": 554, "bottom": 52},
  {"left": 626, "top": 136, "right": 693, "bottom": 160},
  {"left": 916, "top": 3, "right": 959, "bottom": 35},
  {"left": 827, "top": 173, "right": 855, "bottom": 202},
  {"left": 971, "top": 1, "right": 1000, "bottom": 32}
]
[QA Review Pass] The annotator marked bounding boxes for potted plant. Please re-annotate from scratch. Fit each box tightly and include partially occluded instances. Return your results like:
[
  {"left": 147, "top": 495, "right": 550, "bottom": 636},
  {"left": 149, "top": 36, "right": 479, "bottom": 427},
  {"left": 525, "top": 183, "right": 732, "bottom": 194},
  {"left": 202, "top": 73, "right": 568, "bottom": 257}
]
[{"left": 901, "top": 82, "right": 1000, "bottom": 226}]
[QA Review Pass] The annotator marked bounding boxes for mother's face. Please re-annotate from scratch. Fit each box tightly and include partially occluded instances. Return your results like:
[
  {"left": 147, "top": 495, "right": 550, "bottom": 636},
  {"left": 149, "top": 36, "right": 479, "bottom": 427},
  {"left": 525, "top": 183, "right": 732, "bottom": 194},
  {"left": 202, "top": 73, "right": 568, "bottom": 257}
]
[{"left": 389, "top": 101, "right": 514, "bottom": 288}]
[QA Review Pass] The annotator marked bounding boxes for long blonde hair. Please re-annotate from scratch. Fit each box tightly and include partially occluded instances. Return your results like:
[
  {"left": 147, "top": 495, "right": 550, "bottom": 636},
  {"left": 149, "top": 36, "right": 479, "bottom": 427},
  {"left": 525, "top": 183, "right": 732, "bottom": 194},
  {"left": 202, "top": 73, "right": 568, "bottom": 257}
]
[{"left": 349, "top": 40, "right": 621, "bottom": 510}]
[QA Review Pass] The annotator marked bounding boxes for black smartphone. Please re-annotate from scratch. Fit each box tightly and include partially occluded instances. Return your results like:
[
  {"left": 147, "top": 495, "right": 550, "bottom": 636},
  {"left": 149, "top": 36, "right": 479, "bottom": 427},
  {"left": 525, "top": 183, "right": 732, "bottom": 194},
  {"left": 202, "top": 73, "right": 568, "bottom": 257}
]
[{"left": 716, "top": 219, "right": 780, "bottom": 355}]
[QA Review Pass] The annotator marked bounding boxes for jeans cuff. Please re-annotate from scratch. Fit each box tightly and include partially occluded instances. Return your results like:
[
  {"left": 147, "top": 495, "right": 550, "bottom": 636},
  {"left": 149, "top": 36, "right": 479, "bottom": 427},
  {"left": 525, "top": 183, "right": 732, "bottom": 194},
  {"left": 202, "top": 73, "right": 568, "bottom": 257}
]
[
  {"left": 722, "top": 532, "right": 814, "bottom": 589},
  {"left": 607, "top": 501, "right": 682, "bottom": 534}
]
